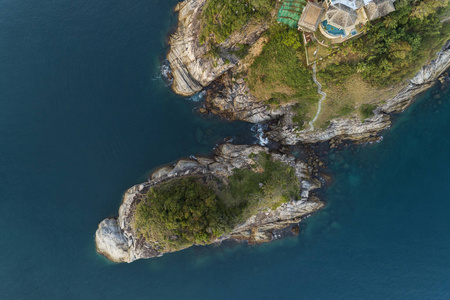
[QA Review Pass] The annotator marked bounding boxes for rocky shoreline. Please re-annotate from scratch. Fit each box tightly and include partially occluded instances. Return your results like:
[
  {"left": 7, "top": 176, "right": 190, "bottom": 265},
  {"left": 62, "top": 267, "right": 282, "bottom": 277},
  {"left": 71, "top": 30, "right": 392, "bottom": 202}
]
[
  {"left": 95, "top": 0, "right": 450, "bottom": 263},
  {"left": 96, "top": 144, "right": 323, "bottom": 263},
  {"left": 166, "top": 0, "right": 450, "bottom": 143}
]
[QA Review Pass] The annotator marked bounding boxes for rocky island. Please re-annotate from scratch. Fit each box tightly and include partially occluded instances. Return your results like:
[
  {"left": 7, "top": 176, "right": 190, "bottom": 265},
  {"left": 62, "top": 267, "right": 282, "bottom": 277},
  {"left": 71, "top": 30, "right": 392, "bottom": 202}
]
[
  {"left": 96, "top": 144, "right": 322, "bottom": 262},
  {"left": 96, "top": 0, "right": 450, "bottom": 262}
]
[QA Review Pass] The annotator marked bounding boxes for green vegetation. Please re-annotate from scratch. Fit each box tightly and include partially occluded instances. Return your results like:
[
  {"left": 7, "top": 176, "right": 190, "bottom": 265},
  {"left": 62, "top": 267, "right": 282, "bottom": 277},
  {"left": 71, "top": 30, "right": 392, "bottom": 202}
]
[
  {"left": 133, "top": 154, "right": 301, "bottom": 249},
  {"left": 200, "top": 0, "right": 275, "bottom": 44},
  {"left": 313, "top": 0, "right": 450, "bottom": 127},
  {"left": 247, "top": 25, "right": 319, "bottom": 127},
  {"left": 319, "top": 63, "right": 357, "bottom": 86},
  {"left": 360, "top": 103, "right": 376, "bottom": 120},
  {"left": 133, "top": 177, "right": 230, "bottom": 251},
  {"left": 218, "top": 153, "right": 301, "bottom": 221},
  {"left": 347, "top": 0, "right": 450, "bottom": 86},
  {"left": 197, "top": 0, "right": 450, "bottom": 130}
]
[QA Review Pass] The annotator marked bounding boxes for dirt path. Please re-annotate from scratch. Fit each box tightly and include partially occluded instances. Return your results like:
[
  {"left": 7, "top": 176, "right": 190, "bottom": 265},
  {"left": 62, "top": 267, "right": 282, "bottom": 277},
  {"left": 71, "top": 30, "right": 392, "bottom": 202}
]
[{"left": 308, "top": 62, "right": 327, "bottom": 131}]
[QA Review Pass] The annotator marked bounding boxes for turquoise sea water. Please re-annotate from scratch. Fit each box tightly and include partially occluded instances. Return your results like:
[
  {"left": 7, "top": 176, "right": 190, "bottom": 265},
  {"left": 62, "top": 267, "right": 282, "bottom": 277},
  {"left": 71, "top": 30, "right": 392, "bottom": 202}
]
[{"left": 1, "top": 0, "right": 450, "bottom": 299}]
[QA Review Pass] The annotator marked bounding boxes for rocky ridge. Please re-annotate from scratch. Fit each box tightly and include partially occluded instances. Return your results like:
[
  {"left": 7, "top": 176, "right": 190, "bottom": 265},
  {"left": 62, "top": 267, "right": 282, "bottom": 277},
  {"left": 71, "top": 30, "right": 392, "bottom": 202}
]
[{"left": 95, "top": 143, "right": 323, "bottom": 263}]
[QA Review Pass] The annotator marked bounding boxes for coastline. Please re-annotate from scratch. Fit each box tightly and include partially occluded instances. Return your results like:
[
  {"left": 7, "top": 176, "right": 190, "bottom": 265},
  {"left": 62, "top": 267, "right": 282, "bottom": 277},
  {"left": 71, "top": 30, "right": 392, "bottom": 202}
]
[
  {"left": 166, "top": 0, "right": 450, "bottom": 144},
  {"left": 95, "top": 0, "right": 450, "bottom": 263}
]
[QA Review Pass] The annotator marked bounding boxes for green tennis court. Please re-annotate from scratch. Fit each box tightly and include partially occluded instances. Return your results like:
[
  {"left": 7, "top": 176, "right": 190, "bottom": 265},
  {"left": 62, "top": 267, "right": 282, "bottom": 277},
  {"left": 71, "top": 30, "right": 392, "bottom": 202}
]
[{"left": 277, "top": 0, "right": 306, "bottom": 28}]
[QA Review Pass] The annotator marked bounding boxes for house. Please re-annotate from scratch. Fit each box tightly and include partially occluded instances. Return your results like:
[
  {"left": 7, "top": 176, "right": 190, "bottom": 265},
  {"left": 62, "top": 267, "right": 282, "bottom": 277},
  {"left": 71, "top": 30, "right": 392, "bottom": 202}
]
[
  {"left": 324, "top": 3, "right": 359, "bottom": 35},
  {"left": 298, "top": 2, "right": 325, "bottom": 32},
  {"left": 297, "top": 0, "right": 396, "bottom": 42},
  {"left": 365, "top": 0, "right": 396, "bottom": 21}
]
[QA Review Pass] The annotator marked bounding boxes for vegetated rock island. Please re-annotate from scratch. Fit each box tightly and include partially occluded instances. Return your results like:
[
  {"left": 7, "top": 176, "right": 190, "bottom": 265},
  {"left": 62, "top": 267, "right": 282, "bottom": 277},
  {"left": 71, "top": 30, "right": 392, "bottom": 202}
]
[
  {"left": 96, "top": 0, "right": 450, "bottom": 262},
  {"left": 96, "top": 144, "right": 322, "bottom": 262}
]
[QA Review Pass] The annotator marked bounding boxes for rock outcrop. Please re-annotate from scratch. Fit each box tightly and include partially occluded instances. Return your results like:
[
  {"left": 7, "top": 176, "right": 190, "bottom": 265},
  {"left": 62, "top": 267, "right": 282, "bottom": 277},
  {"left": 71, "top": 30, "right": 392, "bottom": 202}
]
[
  {"left": 204, "top": 73, "right": 292, "bottom": 123},
  {"left": 167, "top": 0, "right": 233, "bottom": 96},
  {"left": 95, "top": 143, "right": 323, "bottom": 263},
  {"left": 167, "top": 0, "right": 290, "bottom": 122}
]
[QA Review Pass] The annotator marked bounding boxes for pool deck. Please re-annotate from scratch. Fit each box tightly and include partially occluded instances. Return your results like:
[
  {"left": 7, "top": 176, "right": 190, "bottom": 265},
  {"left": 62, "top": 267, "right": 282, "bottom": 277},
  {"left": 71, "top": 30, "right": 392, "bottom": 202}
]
[
  {"left": 319, "top": 24, "right": 346, "bottom": 44},
  {"left": 318, "top": 23, "right": 364, "bottom": 44}
]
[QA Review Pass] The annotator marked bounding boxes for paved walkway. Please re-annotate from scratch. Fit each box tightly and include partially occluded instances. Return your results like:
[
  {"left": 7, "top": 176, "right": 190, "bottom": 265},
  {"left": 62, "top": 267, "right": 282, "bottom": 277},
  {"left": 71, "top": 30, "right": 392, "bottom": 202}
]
[{"left": 308, "top": 62, "right": 327, "bottom": 131}]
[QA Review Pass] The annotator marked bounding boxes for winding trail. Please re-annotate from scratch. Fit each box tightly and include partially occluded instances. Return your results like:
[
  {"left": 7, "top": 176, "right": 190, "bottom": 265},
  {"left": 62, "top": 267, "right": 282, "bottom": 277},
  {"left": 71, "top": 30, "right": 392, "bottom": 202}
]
[{"left": 308, "top": 62, "right": 327, "bottom": 131}]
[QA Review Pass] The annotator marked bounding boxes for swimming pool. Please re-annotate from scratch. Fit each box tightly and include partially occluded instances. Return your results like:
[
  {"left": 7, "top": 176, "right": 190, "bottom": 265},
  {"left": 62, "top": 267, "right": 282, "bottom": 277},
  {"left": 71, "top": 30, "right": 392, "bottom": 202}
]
[{"left": 321, "top": 20, "right": 345, "bottom": 37}]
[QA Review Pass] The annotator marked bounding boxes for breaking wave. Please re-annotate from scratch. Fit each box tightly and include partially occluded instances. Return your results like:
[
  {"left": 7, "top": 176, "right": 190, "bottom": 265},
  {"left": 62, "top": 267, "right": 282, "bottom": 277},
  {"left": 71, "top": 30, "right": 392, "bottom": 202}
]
[{"left": 251, "top": 123, "right": 269, "bottom": 146}]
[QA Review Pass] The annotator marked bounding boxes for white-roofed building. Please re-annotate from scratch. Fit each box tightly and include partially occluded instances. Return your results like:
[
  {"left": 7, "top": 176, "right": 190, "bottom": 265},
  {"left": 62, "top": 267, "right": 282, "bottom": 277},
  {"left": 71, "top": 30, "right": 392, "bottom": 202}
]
[
  {"left": 316, "top": 0, "right": 396, "bottom": 41},
  {"left": 296, "top": 0, "right": 397, "bottom": 44}
]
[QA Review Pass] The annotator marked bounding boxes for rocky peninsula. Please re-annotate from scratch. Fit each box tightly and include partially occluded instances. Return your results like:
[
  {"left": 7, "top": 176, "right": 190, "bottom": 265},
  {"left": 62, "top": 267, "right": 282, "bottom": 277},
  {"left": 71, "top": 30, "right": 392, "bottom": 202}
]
[
  {"left": 96, "top": 0, "right": 450, "bottom": 263},
  {"left": 166, "top": 0, "right": 450, "bottom": 144}
]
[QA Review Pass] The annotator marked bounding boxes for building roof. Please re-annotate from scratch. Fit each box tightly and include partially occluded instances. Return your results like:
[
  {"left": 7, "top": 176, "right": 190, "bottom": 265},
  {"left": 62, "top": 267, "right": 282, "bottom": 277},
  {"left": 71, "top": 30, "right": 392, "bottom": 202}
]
[
  {"left": 326, "top": 3, "right": 359, "bottom": 29},
  {"left": 365, "top": 0, "right": 396, "bottom": 20},
  {"left": 298, "top": 2, "right": 325, "bottom": 32},
  {"left": 330, "top": 0, "right": 373, "bottom": 10}
]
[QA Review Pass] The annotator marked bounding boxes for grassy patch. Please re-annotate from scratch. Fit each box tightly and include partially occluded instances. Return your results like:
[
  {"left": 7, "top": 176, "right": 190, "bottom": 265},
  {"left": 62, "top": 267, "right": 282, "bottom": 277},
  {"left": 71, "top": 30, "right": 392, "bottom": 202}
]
[
  {"left": 218, "top": 153, "right": 301, "bottom": 223},
  {"left": 319, "top": 62, "right": 357, "bottom": 86},
  {"left": 313, "top": 73, "right": 401, "bottom": 128},
  {"left": 247, "top": 25, "right": 319, "bottom": 128},
  {"left": 360, "top": 103, "right": 376, "bottom": 120}
]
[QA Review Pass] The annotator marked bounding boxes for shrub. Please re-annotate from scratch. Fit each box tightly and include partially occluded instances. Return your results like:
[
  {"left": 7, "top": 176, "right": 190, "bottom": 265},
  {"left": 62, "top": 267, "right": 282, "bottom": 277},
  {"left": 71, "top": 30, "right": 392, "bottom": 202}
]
[
  {"left": 133, "top": 177, "right": 230, "bottom": 250},
  {"left": 200, "top": 0, "right": 275, "bottom": 43},
  {"left": 360, "top": 103, "right": 376, "bottom": 119}
]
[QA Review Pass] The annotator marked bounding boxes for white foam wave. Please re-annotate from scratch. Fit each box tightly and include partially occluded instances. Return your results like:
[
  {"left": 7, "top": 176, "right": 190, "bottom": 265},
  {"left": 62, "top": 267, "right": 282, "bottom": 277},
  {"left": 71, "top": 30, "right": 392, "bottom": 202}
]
[
  {"left": 189, "top": 90, "right": 206, "bottom": 102},
  {"left": 251, "top": 123, "right": 269, "bottom": 146}
]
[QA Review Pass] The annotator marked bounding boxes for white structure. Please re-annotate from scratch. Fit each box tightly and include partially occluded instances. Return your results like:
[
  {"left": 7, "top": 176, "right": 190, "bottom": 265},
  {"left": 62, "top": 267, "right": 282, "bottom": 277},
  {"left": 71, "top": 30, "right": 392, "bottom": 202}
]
[
  {"left": 321, "top": 0, "right": 396, "bottom": 39},
  {"left": 327, "top": 0, "right": 374, "bottom": 10}
]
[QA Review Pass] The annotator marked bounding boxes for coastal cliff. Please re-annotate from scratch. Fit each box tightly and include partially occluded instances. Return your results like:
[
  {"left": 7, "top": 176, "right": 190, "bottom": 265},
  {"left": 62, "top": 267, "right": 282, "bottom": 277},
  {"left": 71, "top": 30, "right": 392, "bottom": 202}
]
[
  {"left": 167, "top": 0, "right": 231, "bottom": 96},
  {"left": 166, "top": 0, "right": 289, "bottom": 122},
  {"left": 167, "top": 0, "right": 450, "bottom": 143},
  {"left": 96, "top": 144, "right": 323, "bottom": 263}
]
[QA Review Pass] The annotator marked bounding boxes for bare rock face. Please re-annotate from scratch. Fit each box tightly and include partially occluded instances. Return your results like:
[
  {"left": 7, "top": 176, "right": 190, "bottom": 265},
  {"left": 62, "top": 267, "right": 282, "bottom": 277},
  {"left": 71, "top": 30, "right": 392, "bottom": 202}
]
[
  {"left": 95, "top": 143, "right": 323, "bottom": 263},
  {"left": 268, "top": 40, "right": 450, "bottom": 145},
  {"left": 205, "top": 74, "right": 292, "bottom": 123},
  {"left": 167, "top": 0, "right": 287, "bottom": 122},
  {"left": 230, "top": 198, "right": 323, "bottom": 242},
  {"left": 96, "top": 218, "right": 131, "bottom": 263},
  {"left": 268, "top": 112, "right": 392, "bottom": 145},
  {"left": 167, "top": 0, "right": 234, "bottom": 96}
]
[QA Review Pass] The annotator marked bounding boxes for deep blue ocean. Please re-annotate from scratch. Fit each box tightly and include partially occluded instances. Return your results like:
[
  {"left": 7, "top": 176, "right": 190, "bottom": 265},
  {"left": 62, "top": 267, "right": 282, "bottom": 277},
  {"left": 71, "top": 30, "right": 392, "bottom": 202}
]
[{"left": 0, "top": 0, "right": 449, "bottom": 299}]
